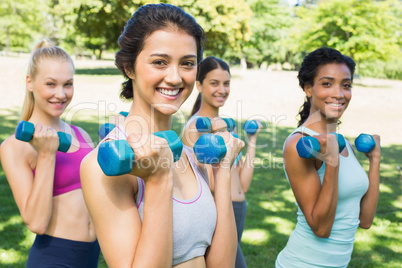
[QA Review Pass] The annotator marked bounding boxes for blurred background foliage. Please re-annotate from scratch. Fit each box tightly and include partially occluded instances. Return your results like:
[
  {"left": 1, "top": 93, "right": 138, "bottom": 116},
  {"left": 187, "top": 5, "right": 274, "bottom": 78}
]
[{"left": 0, "top": 0, "right": 401, "bottom": 79}]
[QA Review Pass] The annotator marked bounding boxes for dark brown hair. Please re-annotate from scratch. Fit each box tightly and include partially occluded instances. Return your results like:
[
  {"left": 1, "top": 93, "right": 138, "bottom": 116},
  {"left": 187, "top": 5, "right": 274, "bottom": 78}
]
[
  {"left": 115, "top": 4, "right": 205, "bottom": 100},
  {"left": 297, "top": 47, "right": 356, "bottom": 126},
  {"left": 190, "top": 56, "right": 230, "bottom": 116}
]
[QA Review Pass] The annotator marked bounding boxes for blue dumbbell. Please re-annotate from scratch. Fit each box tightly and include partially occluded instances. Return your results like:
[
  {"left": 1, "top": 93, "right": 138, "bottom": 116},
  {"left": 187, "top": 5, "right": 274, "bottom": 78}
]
[
  {"left": 243, "top": 120, "right": 259, "bottom": 134},
  {"left": 355, "top": 134, "right": 376, "bottom": 153},
  {"left": 119, "top": 111, "right": 129, "bottom": 117},
  {"left": 221, "top": 118, "right": 236, "bottom": 132},
  {"left": 195, "top": 117, "right": 235, "bottom": 133},
  {"left": 193, "top": 134, "right": 227, "bottom": 164},
  {"left": 195, "top": 117, "right": 212, "bottom": 132},
  {"left": 98, "top": 111, "right": 129, "bottom": 139},
  {"left": 15, "top": 120, "right": 71, "bottom": 153},
  {"left": 193, "top": 132, "right": 241, "bottom": 165},
  {"left": 296, "top": 133, "right": 346, "bottom": 159},
  {"left": 98, "top": 123, "right": 116, "bottom": 140},
  {"left": 231, "top": 132, "right": 242, "bottom": 165},
  {"left": 97, "top": 130, "right": 183, "bottom": 176}
]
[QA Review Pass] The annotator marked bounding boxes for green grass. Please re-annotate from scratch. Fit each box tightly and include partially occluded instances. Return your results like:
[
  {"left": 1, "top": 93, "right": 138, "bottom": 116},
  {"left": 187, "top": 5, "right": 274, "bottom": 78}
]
[
  {"left": 75, "top": 67, "right": 121, "bottom": 76},
  {"left": 0, "top": 108, "right": 401, "bottom": 267}
]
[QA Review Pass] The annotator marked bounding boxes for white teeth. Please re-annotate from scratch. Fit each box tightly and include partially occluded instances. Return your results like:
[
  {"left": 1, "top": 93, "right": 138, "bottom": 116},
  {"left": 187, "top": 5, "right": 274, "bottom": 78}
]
[
  {"left": 159, "top": 88, "right": 180, "bottom": 96},
  {"left": 329, "top": 103, "right": 342, "bottom": 106}
]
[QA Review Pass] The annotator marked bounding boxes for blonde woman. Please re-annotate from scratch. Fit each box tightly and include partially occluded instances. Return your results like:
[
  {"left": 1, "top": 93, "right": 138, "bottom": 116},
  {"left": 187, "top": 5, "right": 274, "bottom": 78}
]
[{"left": 0, "top": 39, "right": 99, "bottom": 267}]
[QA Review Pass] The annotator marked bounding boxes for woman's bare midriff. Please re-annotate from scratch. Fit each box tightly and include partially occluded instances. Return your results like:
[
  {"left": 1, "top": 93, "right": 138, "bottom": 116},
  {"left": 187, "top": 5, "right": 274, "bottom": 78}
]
[
  {"left": 231, "top": 166, "right": 245, "bottom": 202},
  {"left": 45, "top": 189, "right": 96, "bottom": 242},
  {"left": 174, "top": 256, "right": 206, "bottom": 268}
]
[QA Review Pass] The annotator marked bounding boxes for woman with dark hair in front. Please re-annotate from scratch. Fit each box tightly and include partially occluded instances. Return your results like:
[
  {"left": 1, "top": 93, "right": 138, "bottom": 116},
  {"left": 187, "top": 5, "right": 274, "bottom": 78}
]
[
  {"left": 275, "top": 47, "right": 381, "bottom": 267},
  {"left": 80, "top": 4, "right": 244, "bottom": 267},
  {"left": 182, "top": 56, "right": 262, "bottom": 268}
]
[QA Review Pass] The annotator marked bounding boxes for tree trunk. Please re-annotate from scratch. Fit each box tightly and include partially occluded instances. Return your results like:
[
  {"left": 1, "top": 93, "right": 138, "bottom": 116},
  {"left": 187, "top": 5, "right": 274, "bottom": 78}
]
[
  {"left": 241, "top": 50, "right": 247, "bottom": 72},
  {"left": 98, "top": 49, "right": 103, "bottom": 60},
  {"left": 6, "top": 27, "right": 10, "bottom": 56}
]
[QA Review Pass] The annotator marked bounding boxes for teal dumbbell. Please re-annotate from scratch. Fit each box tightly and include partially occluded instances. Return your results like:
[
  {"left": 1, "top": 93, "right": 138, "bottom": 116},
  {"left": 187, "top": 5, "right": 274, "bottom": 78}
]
[
  {"left": 193, "top": 133, "right": 227, "bottom": 164},
  {"left": 355, "top": 134, "right": 376, "bottom": 153},
  {"left": 98, "top": 111, "right": 128, "bottom": 139},
  {"left": 119, "top": 111, "right": 129, "bottom": 117},
  {"left": 296, "top": 133, "right": 346, "bottom": 159},
  {"left": 231, "top": 132, "right": 242, "bottom": 165},
  {"left": 97, "top": 130, "right": 183, "bottom": 176},
  {"left": 15, "top": 120, "right": 71, "bottom": 153},
  {"left": 193, "top": 132, "right": 241, "bottom": 165},
  {"left": 243, "top": 120, "right": 259, "bottom": 134},
  {"left": 98, "top": 123, "right": 116, "bottom": 140},
  {"left": 221, "top": 118, "right": 236, "bottom": 132},
  {"left": 195, "top": 117, "right": 235, "bottom": 133}
]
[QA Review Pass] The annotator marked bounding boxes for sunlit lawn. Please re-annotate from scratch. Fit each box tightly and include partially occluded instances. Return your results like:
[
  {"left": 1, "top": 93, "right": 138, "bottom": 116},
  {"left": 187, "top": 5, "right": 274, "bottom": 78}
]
[{"left": 0, "top": 105, "right": 401, "bottom": 267}]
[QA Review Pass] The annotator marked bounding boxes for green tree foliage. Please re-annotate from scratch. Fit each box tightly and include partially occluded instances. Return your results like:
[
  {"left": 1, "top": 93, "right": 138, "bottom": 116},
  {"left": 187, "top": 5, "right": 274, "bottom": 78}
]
[
  {"left": 242, "top": 0, "right": 293, "bottom": 68},
  {"left": 55, "top": 0, "right": 251, "bottom": 59},
  {"left": 50, "top": 0, "right": 133, "bottom": 59},
  {"left": 289, "top": 0, "right": 401, "bottom": 74},
  {"left": 170, "top": 0, "right": 253, "bottom": 57},
  {"left": 0, "top": 0, "right": 47, "bottom": 53}
]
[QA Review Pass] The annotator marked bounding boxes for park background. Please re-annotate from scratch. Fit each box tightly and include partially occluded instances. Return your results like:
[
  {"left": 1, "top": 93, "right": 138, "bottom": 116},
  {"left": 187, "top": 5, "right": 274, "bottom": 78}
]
[{"left": 0, "top": 0, "right": 401, "bottom": 267}]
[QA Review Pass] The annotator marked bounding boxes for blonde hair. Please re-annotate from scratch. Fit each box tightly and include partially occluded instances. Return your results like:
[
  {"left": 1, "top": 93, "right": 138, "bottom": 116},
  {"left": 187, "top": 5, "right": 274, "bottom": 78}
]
[{"left": 21, "top": 38, "right": 75, "bottom": 121}]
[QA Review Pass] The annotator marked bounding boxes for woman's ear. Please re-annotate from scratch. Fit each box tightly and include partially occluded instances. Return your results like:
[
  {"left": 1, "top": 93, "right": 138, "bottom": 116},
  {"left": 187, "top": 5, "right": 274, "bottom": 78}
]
[
  {"left": 196, "top": 81, "right": 202, "bottom": 93},
  {"left": 124, "top": 64, "right": 135, "bottom": 80},
  {"left": 304, "top": 83, "right": 312, "bottom": 98},
  {"left": 26, "top": 75, "right": 33, "bottom": 92}
]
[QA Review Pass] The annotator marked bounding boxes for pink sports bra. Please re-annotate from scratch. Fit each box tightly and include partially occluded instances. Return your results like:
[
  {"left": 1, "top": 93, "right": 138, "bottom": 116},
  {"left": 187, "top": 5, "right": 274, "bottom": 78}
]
[{"left": 33, "top": 125, "right": 93, "bottom": 196}]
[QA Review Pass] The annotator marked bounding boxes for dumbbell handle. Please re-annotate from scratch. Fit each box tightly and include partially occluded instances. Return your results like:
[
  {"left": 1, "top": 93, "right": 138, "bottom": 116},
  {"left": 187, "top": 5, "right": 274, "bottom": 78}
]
[
  {"left": 15, "top": 120, "right": 71, "bottom": 153},
  {"left": 355, "top": 134, "right": 376, "bottom": 153},
  {"left": 97, "top": 130, "right": 183, "bottom": 176},
  {"left": 296, "top": 133, "right": 346, "bottom": 159},
  {"left": 195, "top": 117, "right": 235, "bottom": 133}
]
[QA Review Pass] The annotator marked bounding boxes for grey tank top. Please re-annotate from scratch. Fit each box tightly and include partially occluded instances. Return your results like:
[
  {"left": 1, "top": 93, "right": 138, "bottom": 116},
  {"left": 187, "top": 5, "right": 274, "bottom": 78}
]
[
  {"left": 136, "top": 145, "right": 217, "bottom": 265},
  {"left": 105, "top": 125, "right": 217, "bottom": 265}
]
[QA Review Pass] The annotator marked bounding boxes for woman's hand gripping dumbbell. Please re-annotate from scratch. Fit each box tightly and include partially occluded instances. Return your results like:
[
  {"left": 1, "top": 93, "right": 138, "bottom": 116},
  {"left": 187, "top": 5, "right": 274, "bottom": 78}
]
[
  {"left": 296, "top": 132, "right": 346, "bottom": 166},
  {"left": 193, "top": 118, "right": 244, "bottom": 165},
  {"left": 15, "top": 120, "right": 71, "bottom": 153},
  {"left": 97, "top": 130, "right": 183, "bottom": 176},
  {"left": 195, "top": 117, "right": 236, "bottom": 133},
  {"left": 196, "top": 116, "right": 261, "bottom": 135}
]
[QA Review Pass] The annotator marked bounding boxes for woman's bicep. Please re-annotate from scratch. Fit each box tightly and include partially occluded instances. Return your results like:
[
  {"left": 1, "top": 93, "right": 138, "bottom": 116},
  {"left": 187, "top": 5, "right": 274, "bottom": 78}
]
[
  {"left": 80, "top": 151, "right": 142, "bottom": 267},
  {"left": 1, "top": 139, "right": 35, "bottom": 212},
  {"left": 283, "top": 138, "right": 322, "bottom": 222}
]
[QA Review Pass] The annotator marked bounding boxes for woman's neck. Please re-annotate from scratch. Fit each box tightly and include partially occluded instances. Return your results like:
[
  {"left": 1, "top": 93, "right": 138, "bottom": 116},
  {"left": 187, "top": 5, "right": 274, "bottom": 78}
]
[
  {"left": 196, "top": 101, "right": 219, "bottom": 118},
  {"left": 303, "top": 111, "right": 339, "bottom": 134},
  {"left": 126, "top": 100, "right": 172, "bottom": 134},
  {"left": 28, "top": 109, "right": 63, "bottom": 130}
]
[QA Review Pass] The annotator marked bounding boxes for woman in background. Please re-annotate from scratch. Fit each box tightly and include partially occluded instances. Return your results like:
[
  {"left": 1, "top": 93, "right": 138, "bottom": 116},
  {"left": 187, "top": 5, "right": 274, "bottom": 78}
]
[{"left": 182, "top": 56, "right": 262, "bottom": 267}]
